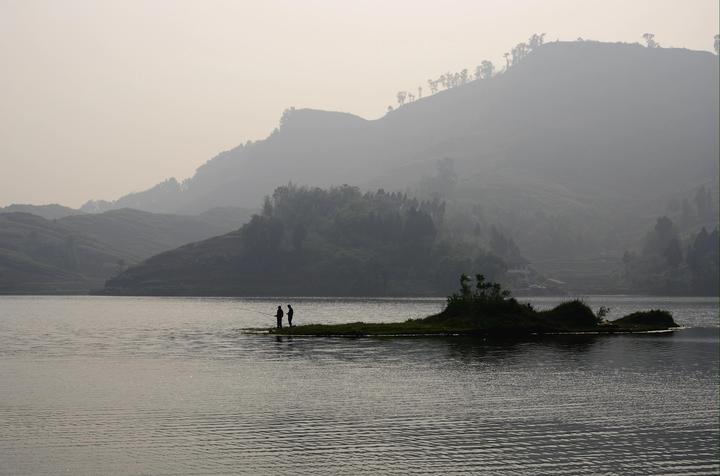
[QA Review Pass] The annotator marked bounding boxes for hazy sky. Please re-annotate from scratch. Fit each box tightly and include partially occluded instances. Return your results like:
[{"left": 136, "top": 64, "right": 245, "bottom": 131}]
[{"left": 1, "top": 0, "right": 717, "bottom": 208}]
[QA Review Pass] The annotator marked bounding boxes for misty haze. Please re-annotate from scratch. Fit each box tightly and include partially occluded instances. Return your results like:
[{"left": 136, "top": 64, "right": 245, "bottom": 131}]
[{"left": 0, "top": 1, "right": 718, "bottom": 475}]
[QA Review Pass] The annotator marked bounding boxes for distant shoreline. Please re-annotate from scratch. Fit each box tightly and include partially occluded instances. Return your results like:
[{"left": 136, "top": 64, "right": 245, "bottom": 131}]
[{"left": 252, "top": 326, "right": 683, "bottom": 338}]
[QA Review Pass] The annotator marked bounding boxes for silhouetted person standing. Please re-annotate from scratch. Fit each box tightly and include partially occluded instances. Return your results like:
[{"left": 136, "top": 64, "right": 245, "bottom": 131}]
[
  {"left": 275, "top": 306, "right": 284, "bottom": 329},
  {"left": 287, "top": 304, "right": 294, "bottom": 327}
]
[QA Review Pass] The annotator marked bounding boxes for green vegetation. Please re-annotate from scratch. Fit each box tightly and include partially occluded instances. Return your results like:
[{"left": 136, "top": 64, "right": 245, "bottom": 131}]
[{"left": 270, "top": 275, "right": 679, "bottom": 337}]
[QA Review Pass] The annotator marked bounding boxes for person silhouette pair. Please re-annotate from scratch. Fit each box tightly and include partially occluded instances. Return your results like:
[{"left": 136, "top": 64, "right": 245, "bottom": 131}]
[{"left": 275, "top": 304, "right": 294, "bottom": 328}]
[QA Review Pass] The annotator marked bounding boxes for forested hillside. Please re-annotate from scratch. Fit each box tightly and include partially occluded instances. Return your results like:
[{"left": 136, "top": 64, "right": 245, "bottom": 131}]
[{"left": 104, "top": 185, "right": 517, "bottom": 296}]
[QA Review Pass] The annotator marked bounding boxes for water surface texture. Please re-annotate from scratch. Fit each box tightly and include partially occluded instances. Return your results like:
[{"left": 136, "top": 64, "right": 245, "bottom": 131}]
[{"left": 0, "top": 296, "right": 717, "bottom": 475}]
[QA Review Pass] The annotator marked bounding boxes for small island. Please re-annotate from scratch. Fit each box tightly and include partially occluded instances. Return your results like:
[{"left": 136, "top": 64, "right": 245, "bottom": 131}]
[{"left": 268, "top": 274, "right": 679, "bottom": 337}]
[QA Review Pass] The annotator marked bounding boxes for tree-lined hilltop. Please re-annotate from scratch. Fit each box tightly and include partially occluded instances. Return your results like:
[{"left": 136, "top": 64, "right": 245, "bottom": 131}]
[
  {"left": 82, "top": 39, "right": 718, "bottom": 220},
  {"left": 391, "top": 32, "right": 547, "bottom": 109}
]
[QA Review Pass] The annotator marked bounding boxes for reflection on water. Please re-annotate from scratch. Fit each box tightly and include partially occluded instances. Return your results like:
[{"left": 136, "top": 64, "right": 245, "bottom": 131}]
[{"left": 0, "top": 296, "right": 717, "bottom": 475}]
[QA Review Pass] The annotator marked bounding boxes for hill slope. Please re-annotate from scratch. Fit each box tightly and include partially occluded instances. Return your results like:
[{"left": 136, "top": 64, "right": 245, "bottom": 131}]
[
  {"left": 0, "top": 204, "right": 85, "bottom": 220},
  {"left": 0, "top": 208, "right": 253, "bottom": 293},
  {"left": 84, "top": 41, "right": 718, "bottom": 216}
]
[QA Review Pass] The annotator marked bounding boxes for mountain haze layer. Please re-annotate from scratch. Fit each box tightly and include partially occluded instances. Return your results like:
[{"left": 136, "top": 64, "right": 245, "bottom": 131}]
[
  {"left": 0, "top": 204, "right": 85, "bottom": 220},
  {"left": 84, "top": 41, "right": 718, "bottom": 217},
  {"left": 83, "top": 41, "right": 718, "bottom": 292},
  {"left": 0, "top": 207, "right": 253, "bottom": 293}
]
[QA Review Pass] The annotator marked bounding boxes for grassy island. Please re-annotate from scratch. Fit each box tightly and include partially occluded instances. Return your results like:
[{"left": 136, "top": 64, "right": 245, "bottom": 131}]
[{"left": 268, "top": 274, "right": 679, "bottom": 337}]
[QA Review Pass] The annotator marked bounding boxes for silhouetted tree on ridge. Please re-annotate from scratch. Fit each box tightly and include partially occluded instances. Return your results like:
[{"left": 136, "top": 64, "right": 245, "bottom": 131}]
[
  {"left": 643, "top": 33, "right": 659, "bottom": 48},
  {"left": 475, "top": 60, "right": 495, "bottom": 80},
  {"left": 391, "top": 34, "right": 547, "bottom": 108}
]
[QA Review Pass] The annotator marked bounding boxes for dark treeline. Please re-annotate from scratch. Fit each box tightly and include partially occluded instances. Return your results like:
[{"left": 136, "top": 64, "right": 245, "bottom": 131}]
[
  {"left": 106, "top": 184, "right": 510, "bottom": 296},
  {"left": 622, "top": 216, "right": 719, "bottom": 295},
  {"left": 238, "top": 184, "right": 508, "bottom": 295}
]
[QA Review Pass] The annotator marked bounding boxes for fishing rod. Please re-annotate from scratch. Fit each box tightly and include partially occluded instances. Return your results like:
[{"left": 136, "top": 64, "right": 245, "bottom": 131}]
[{"left": 234, "top": 306, "right": 276, "bottom": 317}]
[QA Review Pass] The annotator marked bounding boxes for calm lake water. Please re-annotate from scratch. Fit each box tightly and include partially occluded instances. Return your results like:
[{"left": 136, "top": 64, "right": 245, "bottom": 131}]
[{"left": 0, "top": 296, "right": 717, "bottom": 475}]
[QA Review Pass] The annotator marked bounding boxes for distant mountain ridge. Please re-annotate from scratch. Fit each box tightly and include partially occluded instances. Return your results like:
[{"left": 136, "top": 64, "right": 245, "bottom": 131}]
[
  {"left": 0, "top": 207, "right": 253, "bottom": 293},
  {"left": 82, "top": 41, "right": 718, "bottom": 217},
  {"left": 1, "top": 203, "right": 85, "bottom": 220}
]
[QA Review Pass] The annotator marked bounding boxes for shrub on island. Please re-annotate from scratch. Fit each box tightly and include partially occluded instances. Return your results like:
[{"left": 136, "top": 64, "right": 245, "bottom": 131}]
[{"left": 611, "top": 310, "right": 678, "bottom": 329}]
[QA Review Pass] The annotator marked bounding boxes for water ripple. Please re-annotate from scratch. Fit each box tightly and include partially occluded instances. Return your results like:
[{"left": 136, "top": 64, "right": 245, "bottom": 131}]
[{"left": 0, "top": 296, "right": 717, "bottom": 475}]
